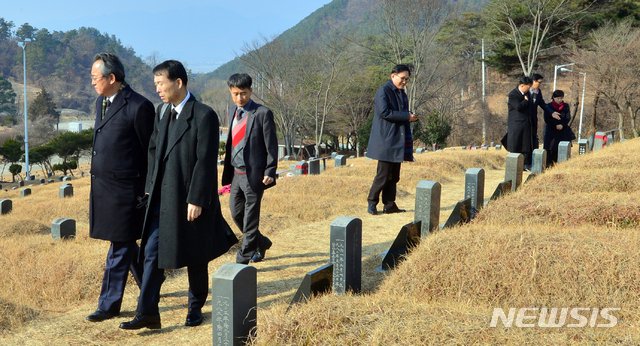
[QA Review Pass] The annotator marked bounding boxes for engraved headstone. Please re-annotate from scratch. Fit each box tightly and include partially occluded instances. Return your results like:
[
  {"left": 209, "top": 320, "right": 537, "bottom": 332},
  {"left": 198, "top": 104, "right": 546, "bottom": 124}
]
[
  {"left": 488, "top": 181, "right": 512, "bottom": 203},
  {"left": 490, "top": 141, "right": 495, "bottom": 147},
  {"left": 376, "top": 221, "right": 421, "bottom": 271},
  {"left": 532, "top": 149, "right": 547, "bottom": 174},
  {"left": 289, "top": 264, "right": 333, "bottom": 308},
  {"left": 558, "top": 141, "right": 571, "bottom": 163},
  {"left": 294, "top": 161, "right": 308, "bottom": 176},
  {"left": 439, "top": 198, "right": 471, "bottom": 230},
  {"left": 51, "top": 218, "right": 76, "bottom": 240},
  {"left": 62, "top": 176, "right": 71, "bottom": 182},
  {"left": 464, "top": 168, "right": 485, "bottom": 219},
  {"left": 593, "top": 132, "right": 606, "bottom": 151},
  {"left": 505, "top": 153, "right": 523, "bottom": 192},
  {"left": 331, "top": 152, "right": 338, "bottom": 160},
  {"left": 349, "top": 155, "right": 355, "bottom": 159},
  {"left": 606, "top": 134, "right": 614, "bottom": 146},
  {"left": 330, "top": 217, "right": 362, "bottom": 295},
  {"left": 334, "top": 155, "right": 347, "bottom": 167},
  {"left": 416, "top": 148, "right": 424, "bottom": 154},
  {"left": 217, "top": 159, "right": 223, "bottom": 166},
  {"left": 211, "top": 263, "right": 257, "bottom": 346},
  {"left": 48, "top": 179, "right": 54, "bottom": 184},
  {"left": 495, "top": 145, "right": 502, "bottom": 150},
  {"left": 19, "top": 181, "right": 24, "bottom": 187},
  {"left": 308, "top": 159, "right": 320, "bottom": 175},
  {"left": 415, "top": 181, "right": 441, "bottom": 237},
  {"left": 284, "top": 155, "right": 291, "bottom": 161},
  {"left": 47, "top": 172, "right": 52, "bottom": 178},
  {"left": 39, "top": 179, "right": 45, "bottom": 184},
  {"left": 59, "top": 184, "right": 73, "bottom": 198},
  {"left": 0, "top": 199, "right": 12, "bottom": 215},
  {"left": 579, "top": 139, "right": 589, "bottom": 155},
  {"left": 20, "top": 188, "right": 31, "bottom": 198}
]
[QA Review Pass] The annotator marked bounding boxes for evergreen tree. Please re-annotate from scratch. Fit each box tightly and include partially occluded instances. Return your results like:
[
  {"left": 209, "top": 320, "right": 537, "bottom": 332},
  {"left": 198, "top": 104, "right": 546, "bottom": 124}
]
[
  {"left": 28, "top": 88, "right": 59, "bottom": 123},
  {"left": 0, "top": 75, "right": 16, "bottom": 114}
]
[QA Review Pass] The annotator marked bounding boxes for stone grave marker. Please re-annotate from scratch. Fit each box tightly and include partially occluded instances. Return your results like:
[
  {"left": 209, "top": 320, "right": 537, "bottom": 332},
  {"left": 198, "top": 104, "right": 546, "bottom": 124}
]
[
  {"left": 593, "top": 132, "right": 606, "bottom": 151},
  {"left": 211, "top": 263, "right": 257, "bottom": 346},
  {"left": 464, "top": 168, "right": 485, "bottom": 219},
  {"left": 19, "top": 181, "right": 24, "bottom": 187},
  {"left": 217, "top": 159, "right": 223, "bottom": 166},
  {"left": 416, "top": 148, "right": 424, "bottom": 154},
  {"left": 40, "top": 179, "right": 45, "bottom": 184},
  {"left": 439, "top": 198, "right": 471, "bottom": 230},
  {"left": 495, "top": 145, "right": 502, "bottom": 150},
  {"left": 330, "top": 217, "right": 362, "bottom": 295},
  {"left": 331, "top": 152, "right": 338, "bottom": 160},
  {"left": 376, "top": 221, "right": 421, "bottom": 271},
  {"left": 490, "top": 141, "right": 495, "bottom": 147},
  {"left": 606, "top": 134, "right": 614, "bottom": 146},
  {"left": 486, "top": 181, "right": 512, "bottom": 206},
  {"left": 558, "top": 141, "right": 571, "bottom": 163},
  {"left": 505, "top": 153, "right": 523, "bottom": 192},
  {"left": 20, "top": 188, "right": 31, "bottom": 198},
  {"left": 284, "top": 155, "right": 291, "bottom": 161},
  {"left": 59, "top": 184, "right": 73, "bottom": 198},
  {"left": 349, "top": 155, "right": 355, "bottom": 159},
  {"left": 62, "top": 176, "right": 71, "bottom": 182},
  {"left": 48, "top": 179, "right": 54, "bottom": 184},
  {"left": 294, "top": 161, "right": 308, "bottom": 175},
  {"left": 288, "top": 264, "right": 333, "bottom": 308},
  {"left": 11, "top": 187, "right": 16, "bottom": 190},
  {"left": 51, "top": 218, "right": 76, "bottom": 240},
  {"left": 0, "top": 199, "right": 12, "bottom": 215},
  {"left": 59, "top": 176, "right": 64, "bottom": 182},
  {"left": 308, "top": 159, "right": 320, "bottom": 175},
  {"left": 415, "top": 181, "right": 441, "bottom": 237},
  {"left": 334, "top": 155, "right": 347, "bottom": 167},
  {"left": 47, "top": 172, "right": 52, "bottom": 177},
  {"left": 532, "top": 149, "right": 547, "bottom": 174},
  {"left": 578, "top": 139, "right": 589, "bottom": 155}
]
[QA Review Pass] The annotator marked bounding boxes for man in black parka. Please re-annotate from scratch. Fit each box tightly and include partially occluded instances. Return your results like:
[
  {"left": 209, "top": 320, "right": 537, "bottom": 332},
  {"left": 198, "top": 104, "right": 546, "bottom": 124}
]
[
  {"left": 119, "top": 60, "right": 237, "bottom": 330},
  {"left": 86, "top": 53, "right": 154, "bottom": 323}
]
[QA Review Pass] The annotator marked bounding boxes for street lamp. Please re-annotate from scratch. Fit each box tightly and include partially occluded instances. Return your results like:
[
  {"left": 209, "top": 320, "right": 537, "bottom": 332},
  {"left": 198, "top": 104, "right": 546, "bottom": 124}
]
[
  {"left": 558, "top": 68, "right": 587, "bottom": 142},
  {"left": 18, "top": 39, "right": 31, "bottom": 180},
  {"left": 553, "top": 63, "right": 575, "bottom": 91}
]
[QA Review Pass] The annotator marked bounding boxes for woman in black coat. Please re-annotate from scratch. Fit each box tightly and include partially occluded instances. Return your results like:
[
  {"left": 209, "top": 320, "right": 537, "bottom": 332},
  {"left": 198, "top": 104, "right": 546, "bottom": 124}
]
[{"left": 543, "top": 90, "right": 574, "bottom": 165}]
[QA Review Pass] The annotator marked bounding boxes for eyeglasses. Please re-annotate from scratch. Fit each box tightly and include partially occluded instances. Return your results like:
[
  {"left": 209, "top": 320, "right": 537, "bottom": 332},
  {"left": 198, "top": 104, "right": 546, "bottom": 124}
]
[
  {"left": 90, "top": 75, "right": 104, "bottom": 83},
  {"left": 394, "top": 75, "right": 410, "bottom": 82}
]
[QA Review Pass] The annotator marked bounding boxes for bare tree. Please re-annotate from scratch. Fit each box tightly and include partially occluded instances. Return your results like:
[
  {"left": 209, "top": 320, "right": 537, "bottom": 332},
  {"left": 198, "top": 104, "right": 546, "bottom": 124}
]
[
  {"left": 145, "top": 50, "right": 164, "bottom": 68},
  {"left": 486, "top": 0, "right": 591, "bottom": 76},
  {"left": 572, "top": 20, "right": 640, "bottom": 139}
]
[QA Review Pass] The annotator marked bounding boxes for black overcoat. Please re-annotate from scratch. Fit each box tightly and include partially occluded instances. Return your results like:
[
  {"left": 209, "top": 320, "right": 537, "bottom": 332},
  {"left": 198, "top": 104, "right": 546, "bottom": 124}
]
[
  {"left": 506, "top": 87, "right": 534, "bottom": 153},
  {"left": 543, "top": 102, "right": 573, "bottom": 150},
  {"left": 221, "top": 100, "right": 278, "bottom": 192},
  {"left": 142, "top": 94, "right": 236, "bottom": 269},
  {"left": 89, "top": 85, "right": 154, "bottom": 242},
  {"left": 366, "top": 80, "right": 411, "bottom": 163}
]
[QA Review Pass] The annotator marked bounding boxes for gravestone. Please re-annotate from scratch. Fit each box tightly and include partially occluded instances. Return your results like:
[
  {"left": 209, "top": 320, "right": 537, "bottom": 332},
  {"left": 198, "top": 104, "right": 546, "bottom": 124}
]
[
  {"left": 284, "top": 155, "right": 291, "bottom": 161},
  {"left": 39, "top": 179, "right": 45, "bottom": 184},
  {"left": 217, "top": 159, "right": 223, "bottom": 166},
  {"left": 578, "top": 139, "right": 589, "bottom": 155},
  {"left": 495, "top": 145, "right": 502, "bottom": 150},
  {"left": 51, "top": 218, "right": 76, "bottom": 240},
  {"left": 532, "top": 149, "right": 547, "bottom": 174},
  {"left": 331, "top": 152, "right": 338, "bottom": 160},
  {"left": 488, "top": 180, "right": 512, "bottom": 204},
  {"left": 349, "top": 155, "right": 355, "bottom": 159},
  {"left": 330, "top": 217, "right": 362, "bottom": 295},
  {"left": 505, "top": 153, "right": 523, "bottom": 192},
  {"left": 308, "top": 159, "right": 320, "bottom": 175},
  {"left": 0, "top": 199, "right": 12, "bottom": 215},
  {"left": 211, "top": 263, "right": 257, "bottom": 346},
  {"left": 376, "top": 221, "right": 421, "bottom": 271},
  {"left": 278, "top": 146, "right": 285, "bottom": 160},
  {"left": 593, "top": 132, "right": 606, "bottom": 151},
  {"left": 20, "top": 188, "right": 31, "bottom": 198},
  {"left": 620, "top": 139, "right": 627, "bottom": 143},
  {"left": 588, "top": 133, "right": 595, "bottom": 151},
  {"left": 482, "top": 146, "right": 489, "bottom": 150},
  {"left": 289, "top": 264, "right": 333, "bottom": 308},
  {"left": 414, "top": 181, "right": 441, "bottom": 237},
  {"left": 59, "top": 176, "right": 64, "bottom": 182},
  {"left": 294, "top": 161, "right": 308, "bottom": 176},
  {"left": 48, "top": 179, "right": 54, "bottom": 184},
  {"left": 19, "top": 181, "right": 24, "bottom": 187},
  {"left": 29, "top": 175, "right": 35, "bottom": 181},
  {"left": 606, "top": 134, "right": 614, "bottom": 146},
  {"left": 334, "top": 155, "right": 347, "bottom": 167},
  {"left": 558, "top": 141, "right": 571, "bottom": 163},
  {"left": 439, "top": 198, "right": 471, "bottom": 230},
  {"left": 416, "top": 148, "right": 424, "bottom": 154},
  {"left": 289, "top": 164, "right": 296, "bottom": 173},
  {"left": 62, "top": 177, "right": 71, "bottom": 182},
  {"left": 11, "top": 187, "right": 16, "bottom": 190},
  {"left": 490, "top": 141, "right": 495, "bottom": 147},
  {"left": 464, "top": 168, "right": 485, "bottom": 219},
  {"left": 47, "top": 172, "right": 52, "bottom": 178},
  {"left": 59, "top": 184, "right": 73, "bottom": 198}
]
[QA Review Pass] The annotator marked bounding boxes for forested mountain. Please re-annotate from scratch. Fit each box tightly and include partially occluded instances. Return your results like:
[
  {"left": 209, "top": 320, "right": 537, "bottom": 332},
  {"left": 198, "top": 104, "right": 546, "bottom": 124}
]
[{"left": 0, "top": 20, "right": 156, "bottom": 113}]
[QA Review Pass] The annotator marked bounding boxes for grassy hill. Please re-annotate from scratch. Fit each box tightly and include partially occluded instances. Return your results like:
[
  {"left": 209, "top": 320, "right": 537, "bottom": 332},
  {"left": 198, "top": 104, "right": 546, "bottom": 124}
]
[{"left": 0, "top": 139, "right": 636, "bottom": 344}]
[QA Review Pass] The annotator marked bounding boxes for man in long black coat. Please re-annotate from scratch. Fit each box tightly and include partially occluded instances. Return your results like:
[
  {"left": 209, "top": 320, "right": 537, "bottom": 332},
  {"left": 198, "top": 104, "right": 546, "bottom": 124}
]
[
  {"left": 119, "top": 60, "right": 237, "bottom": 330},
  {"left": 366, "top": 64, "right": 419, "bottom": 215},
  {"left": 505, "top": 76, "right": 534, "bottom": 168},
  {"left": 86, "top": 53, "right": 154, "bottom": 323}
]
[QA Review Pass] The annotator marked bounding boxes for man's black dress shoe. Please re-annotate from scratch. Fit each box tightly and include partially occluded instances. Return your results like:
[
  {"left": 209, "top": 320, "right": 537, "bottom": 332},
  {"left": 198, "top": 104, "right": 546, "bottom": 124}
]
[
  {"left": 251, "top": 236, "right": 273, "bottom": 263},
  {"left": 383, "top": 206, "right": 406, "bottom": 214},
  {"left": 119, "top": 313, "right": 161, "bottom": 330},
  {"left": 367, "top": 205, "right": 377, "bottom": 215},
  {"left": 86, "top": 309, "right": 118, "bottom": 322},
  {"left": 185, "top": 308, "right": 203, "bottom": 327}
]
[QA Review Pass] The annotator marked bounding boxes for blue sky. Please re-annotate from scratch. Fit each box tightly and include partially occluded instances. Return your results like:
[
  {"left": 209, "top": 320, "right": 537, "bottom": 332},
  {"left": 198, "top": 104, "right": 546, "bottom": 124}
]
[{"left": 3, "top": 0, "right": 333, "bottom": 73}]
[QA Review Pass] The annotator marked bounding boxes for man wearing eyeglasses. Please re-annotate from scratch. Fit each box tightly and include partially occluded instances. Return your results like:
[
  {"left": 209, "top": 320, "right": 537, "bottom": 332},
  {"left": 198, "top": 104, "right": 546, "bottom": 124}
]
[
  {"left": 366, "top": 64, "right": 419, "bottom": 215},
  {"left": 86, "top": 53, "right": 154, "bottom": 323}
]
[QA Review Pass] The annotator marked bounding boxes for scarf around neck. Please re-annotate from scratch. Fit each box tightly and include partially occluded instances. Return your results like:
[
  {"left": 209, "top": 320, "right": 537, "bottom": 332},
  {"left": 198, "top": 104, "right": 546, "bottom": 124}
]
[{"left": 551, "top": 99, "right": 564, "bottom": 112}]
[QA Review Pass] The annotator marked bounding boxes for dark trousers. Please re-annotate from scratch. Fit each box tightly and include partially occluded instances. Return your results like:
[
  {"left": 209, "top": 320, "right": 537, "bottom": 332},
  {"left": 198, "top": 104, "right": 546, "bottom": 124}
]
[
  {"left": 136, "top": 203, "right": 165, "bottom": 315},
  {"left": 230, "top": 172, "right": 265, "bottom": 263},
  {"left": 523, "top": 151, "right": 533, "bottom": 166},
  {"left": 97, "top": 240, "right": 143, "bottom": 313},
  {"left": 367, "top": 160, "right": 402, "bottom": 209},
  {"left": 187, "top": 264, "right": 209, "bottom": 309},
  {"left": 547, "top": 149, "right": 558, "bottom": 166}
]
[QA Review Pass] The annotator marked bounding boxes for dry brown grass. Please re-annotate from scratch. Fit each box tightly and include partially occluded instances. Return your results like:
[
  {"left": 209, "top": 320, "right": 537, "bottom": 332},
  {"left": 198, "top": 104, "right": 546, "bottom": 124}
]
[{"left": 1, "top": 142, "right": 637, "bottom": 345}]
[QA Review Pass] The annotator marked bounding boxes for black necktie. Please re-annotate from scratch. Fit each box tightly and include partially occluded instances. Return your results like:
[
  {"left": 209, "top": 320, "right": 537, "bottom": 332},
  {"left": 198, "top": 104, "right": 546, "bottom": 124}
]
[
  {"left": 102, "top": 99, "right": 111, "bottom": 120},
  {"left": 237, "top": 108, "right": 244, "bottom": 120},
  {"left": 169, "top": 108, "right": 178, "bottom": 127}
]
